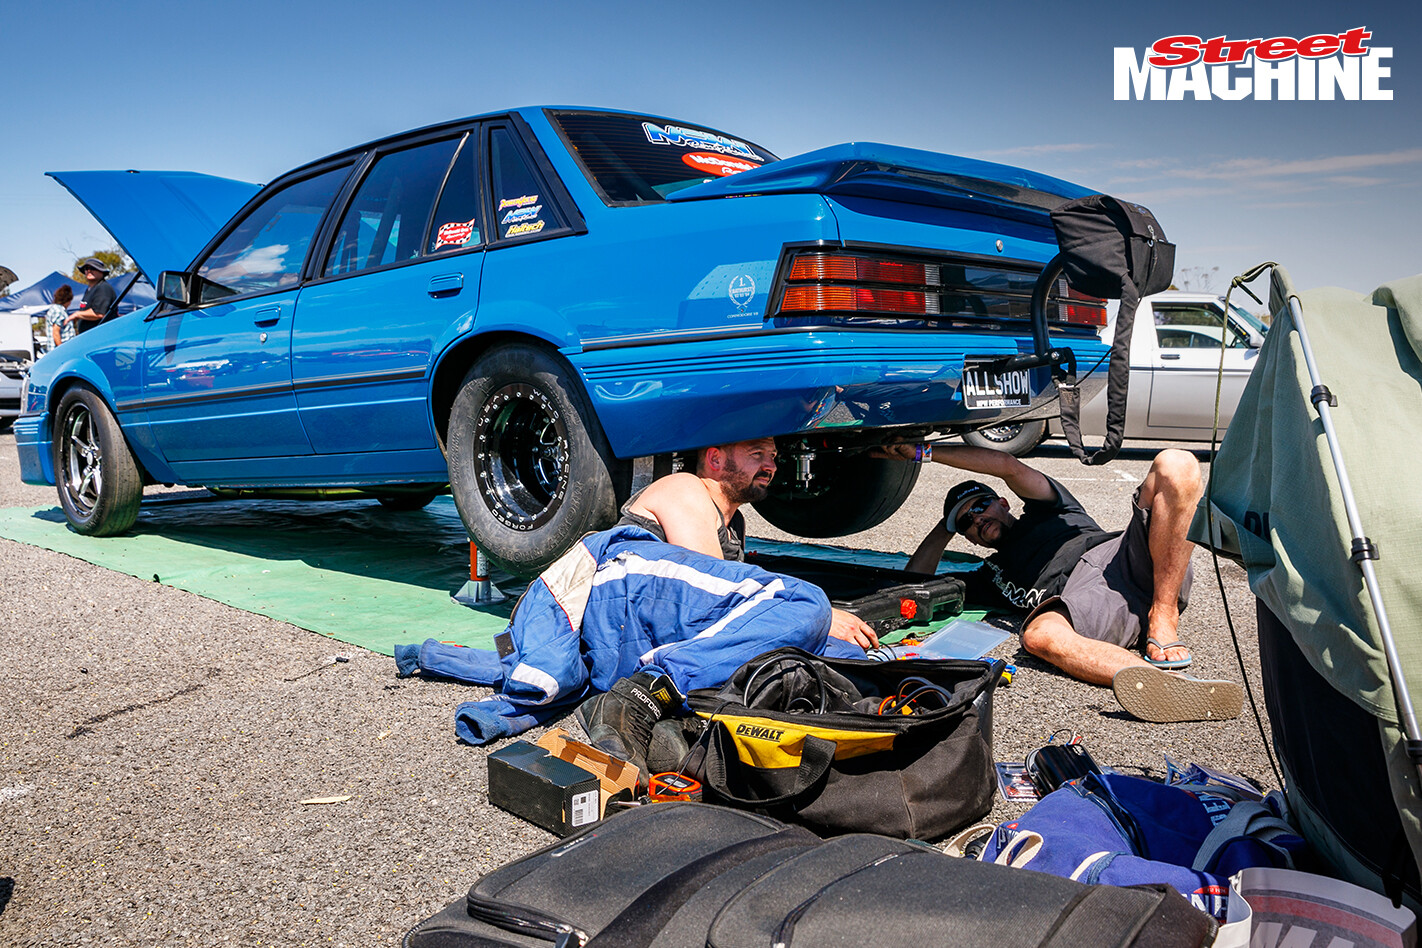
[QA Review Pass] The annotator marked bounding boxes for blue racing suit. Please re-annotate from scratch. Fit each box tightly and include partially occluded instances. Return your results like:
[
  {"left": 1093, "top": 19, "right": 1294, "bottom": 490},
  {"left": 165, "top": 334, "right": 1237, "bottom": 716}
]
[{"left": 397, "top": 526, "right": 858, "bottom": 745}]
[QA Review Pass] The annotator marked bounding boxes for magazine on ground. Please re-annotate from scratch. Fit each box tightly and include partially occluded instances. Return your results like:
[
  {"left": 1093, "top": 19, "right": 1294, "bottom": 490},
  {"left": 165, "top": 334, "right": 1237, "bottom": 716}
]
[{"left": 1214, "top": 867, "right": 1417, "bottom": 948}]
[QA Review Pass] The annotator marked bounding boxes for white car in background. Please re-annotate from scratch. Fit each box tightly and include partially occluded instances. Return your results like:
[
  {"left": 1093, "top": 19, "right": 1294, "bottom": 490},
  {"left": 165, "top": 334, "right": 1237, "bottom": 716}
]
[
  {"left": 962, "top": 290, "right": 1267, "bottom": 454},
  {"left": 0, "top": 311, "right": 37, "bottom": 432}
]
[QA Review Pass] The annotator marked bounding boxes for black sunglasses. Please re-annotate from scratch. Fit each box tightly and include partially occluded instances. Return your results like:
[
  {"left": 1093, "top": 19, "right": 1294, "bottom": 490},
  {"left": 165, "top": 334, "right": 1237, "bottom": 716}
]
[{"left": 955, "top": 496, "right": 995, "bottom": 533}]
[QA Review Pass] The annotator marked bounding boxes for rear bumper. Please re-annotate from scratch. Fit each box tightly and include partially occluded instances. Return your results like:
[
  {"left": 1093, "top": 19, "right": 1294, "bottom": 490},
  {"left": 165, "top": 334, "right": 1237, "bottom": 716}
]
[{"left": 573, "top": 329, "right": 1108, "bottom": 455}]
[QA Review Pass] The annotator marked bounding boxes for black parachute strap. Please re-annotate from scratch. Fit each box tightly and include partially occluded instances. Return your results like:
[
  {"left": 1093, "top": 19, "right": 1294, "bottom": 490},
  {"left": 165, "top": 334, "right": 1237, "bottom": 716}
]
[{"left": 1038, "top": 258, "right": 1134, "bottom": 466}]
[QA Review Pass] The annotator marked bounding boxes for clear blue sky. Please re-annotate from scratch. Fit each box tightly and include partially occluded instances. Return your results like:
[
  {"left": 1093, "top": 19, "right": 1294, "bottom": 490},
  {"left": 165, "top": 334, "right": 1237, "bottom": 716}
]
[{"left": 2, "top": 0, "right": 1415, "bottom": 298}]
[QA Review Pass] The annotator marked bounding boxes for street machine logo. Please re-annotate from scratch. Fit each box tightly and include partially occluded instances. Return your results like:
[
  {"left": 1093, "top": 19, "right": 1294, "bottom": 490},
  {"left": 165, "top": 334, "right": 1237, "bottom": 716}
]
[{"left": 1115, "top": 27, "right": 1393, "bottom": 100}]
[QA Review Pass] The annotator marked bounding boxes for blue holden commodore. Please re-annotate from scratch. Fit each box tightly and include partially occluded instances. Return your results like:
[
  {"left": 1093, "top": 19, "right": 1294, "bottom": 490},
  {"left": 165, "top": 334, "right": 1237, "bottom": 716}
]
[{"left": 16, "top": 107, "right": 1110, "bottom": 573}]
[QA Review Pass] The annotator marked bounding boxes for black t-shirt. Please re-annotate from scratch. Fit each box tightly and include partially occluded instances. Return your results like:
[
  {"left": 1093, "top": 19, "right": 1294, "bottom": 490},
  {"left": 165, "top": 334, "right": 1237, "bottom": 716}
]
[
  {"left": 962, "top": 476, "right": 1117, "bottom": 612},
  {"left": 76, "top": 280, "right": 117, "bottom": 334}
]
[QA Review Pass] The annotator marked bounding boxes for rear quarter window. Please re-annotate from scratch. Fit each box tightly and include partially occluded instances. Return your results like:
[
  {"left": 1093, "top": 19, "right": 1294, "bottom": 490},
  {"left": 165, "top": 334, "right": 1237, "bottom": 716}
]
[{"left": 490, "top": 127, "right": 567, "bottom": 241}]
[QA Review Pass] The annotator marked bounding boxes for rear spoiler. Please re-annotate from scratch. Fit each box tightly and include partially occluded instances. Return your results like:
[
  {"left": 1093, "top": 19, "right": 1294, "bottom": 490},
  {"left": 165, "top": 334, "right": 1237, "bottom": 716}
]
[{"left": 668, "top": 142, "right": 1093, "bottom": 225}]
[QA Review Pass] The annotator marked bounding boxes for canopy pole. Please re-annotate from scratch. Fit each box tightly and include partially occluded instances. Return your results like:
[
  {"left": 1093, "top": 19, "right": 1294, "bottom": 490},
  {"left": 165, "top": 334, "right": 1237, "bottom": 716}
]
[{"left": 1288, "top": 294, "right": 1422, "bottom": 779}]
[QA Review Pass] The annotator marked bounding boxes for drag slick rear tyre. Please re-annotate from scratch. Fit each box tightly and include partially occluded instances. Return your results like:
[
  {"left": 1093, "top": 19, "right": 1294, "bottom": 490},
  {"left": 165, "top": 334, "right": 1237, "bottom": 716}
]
[
  {"left": 446, "top": 344, "right": 619, "bottom": 575},
  {"left": 54, "top": 387, "right": 142, "bottom": 536},
  {"left": 753, "top": 452, "right": 919, "bottom": 538}
]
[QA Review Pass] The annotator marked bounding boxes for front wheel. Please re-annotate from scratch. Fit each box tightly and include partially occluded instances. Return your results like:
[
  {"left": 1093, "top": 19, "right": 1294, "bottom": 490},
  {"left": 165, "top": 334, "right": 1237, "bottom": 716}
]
[
  {"left": 446, "top": 344, "right": 620, "bottom": 575},
  {"left": 961, "top": 420, "right": 1048, "bottom": 457},
  {"left": 753, "top": 452, "right": 919, "bottom": 538},
  {"left": 54, "top": 387, "right": 143, "bottom": 535}
]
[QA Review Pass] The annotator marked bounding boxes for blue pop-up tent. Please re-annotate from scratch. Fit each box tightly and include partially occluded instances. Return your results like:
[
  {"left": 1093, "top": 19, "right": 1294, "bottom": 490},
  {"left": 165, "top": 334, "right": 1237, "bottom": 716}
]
[
  {"left": 0, "top": 270, "right": 155, "bottom": 316},
  {"left": 0, "top": 271, "right": 86, "bottom": 312}
]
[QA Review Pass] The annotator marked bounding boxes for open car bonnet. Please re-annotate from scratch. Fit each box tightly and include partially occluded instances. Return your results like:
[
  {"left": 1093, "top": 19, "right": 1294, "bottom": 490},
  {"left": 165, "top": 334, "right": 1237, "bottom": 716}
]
[
  {"left": 667, "top": 142, "right": 1092, "bottom": 223},
  {"left": 47, "top": 170, "right": 261, "bottom": 280}
]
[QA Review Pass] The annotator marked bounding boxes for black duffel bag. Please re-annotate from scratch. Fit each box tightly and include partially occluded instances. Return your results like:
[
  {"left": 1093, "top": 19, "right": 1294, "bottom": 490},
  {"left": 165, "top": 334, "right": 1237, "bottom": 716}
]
[
  {"left": 404, "top": 802, "right": 1216, "bottom": 948},
  {"left": 684, "top": 647, "right": 1001, "bottom": 840}
]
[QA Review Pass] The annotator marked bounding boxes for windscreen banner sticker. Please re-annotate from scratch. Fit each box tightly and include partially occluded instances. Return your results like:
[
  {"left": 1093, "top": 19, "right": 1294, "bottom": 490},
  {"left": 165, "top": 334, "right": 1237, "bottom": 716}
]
[
  {"left": 642, "top": 122, "right": 758, "bottom": 159},
  {"left": 683, "top": 151, "right": 761, "bottom": 177},
  {"left": 434, "top": 218, "right": 477, "bottom": 249},
  {"left": 499, "top": 194, "right": 539, "bottom": 211},
  {"left": 962, "top": 360, "right": 1032, "bottom": 410}
]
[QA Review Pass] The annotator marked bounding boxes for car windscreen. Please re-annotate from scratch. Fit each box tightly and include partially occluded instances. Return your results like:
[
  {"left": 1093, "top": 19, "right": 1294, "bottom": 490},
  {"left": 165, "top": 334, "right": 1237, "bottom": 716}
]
[{"left": 548, "top": 110, "right": 777, "bottom": 205}]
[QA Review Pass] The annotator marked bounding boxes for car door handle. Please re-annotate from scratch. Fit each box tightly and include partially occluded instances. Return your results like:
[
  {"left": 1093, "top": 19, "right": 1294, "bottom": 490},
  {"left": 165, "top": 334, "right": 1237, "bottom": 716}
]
[
  {"left": 1160, "top": 352, "right": 1181, "bottom": 360},
  {"left": 428, "top": 273, "right": 464, "bottom": 297},
  {"left": 254, "top": 305, "right": 283, "bottom": 327}
]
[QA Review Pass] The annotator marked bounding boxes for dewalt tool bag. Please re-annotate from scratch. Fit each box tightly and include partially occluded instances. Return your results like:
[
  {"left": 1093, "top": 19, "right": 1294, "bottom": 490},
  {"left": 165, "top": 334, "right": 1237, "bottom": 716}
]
[{"left": 685, "top": 647, "right": 1001, "bottom": 839}]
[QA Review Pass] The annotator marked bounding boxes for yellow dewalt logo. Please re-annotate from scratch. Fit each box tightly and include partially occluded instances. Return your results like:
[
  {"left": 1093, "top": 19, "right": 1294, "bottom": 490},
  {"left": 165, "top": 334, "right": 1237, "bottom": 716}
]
[{"left": 735, "top": 723, "right": 786, "bottom": 743}]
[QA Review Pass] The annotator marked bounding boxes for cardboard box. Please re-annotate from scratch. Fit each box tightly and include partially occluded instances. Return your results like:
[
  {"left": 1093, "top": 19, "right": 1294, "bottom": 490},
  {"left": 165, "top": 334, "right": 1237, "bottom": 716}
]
[
  {"left": 486, "top": 741, "right": 602, "bottom": 836},
  {"left": 535, "top": 728, "right": 640, "bottom": 816},
  {"left": 485, "top": 730, "right": 639, "bottom": 836}
]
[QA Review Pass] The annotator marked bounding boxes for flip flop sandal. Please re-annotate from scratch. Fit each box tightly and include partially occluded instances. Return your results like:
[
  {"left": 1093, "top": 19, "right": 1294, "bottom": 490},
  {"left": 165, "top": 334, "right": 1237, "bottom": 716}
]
[
  {"left": 1144, "top": 635, "right": 1193, "bottom": 670},
  {"left": 1112, "top": 665, "right": 1243, "bottom": 723}
]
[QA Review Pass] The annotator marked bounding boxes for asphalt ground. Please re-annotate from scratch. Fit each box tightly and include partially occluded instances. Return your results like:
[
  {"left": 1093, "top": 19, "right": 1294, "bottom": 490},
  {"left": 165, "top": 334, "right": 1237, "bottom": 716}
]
[{"left": 0, "top": 431, "right": 1275, "bottom": 946}]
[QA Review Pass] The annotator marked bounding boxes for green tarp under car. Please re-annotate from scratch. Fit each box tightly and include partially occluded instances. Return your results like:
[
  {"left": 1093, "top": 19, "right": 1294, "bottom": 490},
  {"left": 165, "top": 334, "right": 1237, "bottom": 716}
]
[{"left": 1189, "top": 266, "right": 1422, "bottom": 909}]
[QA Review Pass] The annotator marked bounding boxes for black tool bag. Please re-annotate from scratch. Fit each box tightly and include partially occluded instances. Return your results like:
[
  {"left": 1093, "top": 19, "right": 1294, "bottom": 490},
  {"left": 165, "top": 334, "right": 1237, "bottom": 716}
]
[
  {"left": 405, "top": 802, "right": 1216, "bottom": 948},
  {"left": 684, "top": 647, "right": 1000, "bottom": 839},
  {"left": 1046, "top": 194, "right": 1175, "bottom": 465},
  {"left": 404, "top": 802, "right": 820, "bottom": 947}
]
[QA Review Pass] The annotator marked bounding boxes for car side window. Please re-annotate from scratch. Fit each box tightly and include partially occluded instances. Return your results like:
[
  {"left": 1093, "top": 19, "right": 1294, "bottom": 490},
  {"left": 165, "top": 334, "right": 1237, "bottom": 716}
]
[
  {"left": 1153, "top": 305, "right": 1250, "bottom": 349},
  {"left": 427, "top": 134, "right": 482, "bottom": 255},
  {"left": 196, "top": 165, "right": 351, "bottom": 302},
  {"left": 324, "top": 138, "right": 463, "bottom": 277},
  {"left": 490, "top": 127, "right": 566, "bottom": 241}
]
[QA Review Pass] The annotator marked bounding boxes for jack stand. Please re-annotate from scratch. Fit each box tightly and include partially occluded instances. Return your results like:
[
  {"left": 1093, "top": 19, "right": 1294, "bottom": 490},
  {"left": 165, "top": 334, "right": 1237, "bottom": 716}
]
[{"left": 453, "top": 542, "right": 506, "bottom": 607}]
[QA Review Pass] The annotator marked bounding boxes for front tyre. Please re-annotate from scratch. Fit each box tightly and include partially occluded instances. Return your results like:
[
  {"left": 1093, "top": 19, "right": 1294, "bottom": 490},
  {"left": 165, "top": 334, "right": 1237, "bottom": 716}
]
[
  {"left": 446, "top": 344, "right": 619, "bottom": 575},
  {"left": 754, "top": 452, "right": 919, "bottom": 538},
  {"left": 54, "top": 387, "right": 142, "bottom": 536}
]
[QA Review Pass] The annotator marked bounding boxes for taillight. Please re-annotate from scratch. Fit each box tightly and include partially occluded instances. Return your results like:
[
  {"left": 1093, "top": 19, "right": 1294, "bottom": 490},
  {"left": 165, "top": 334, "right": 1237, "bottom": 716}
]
[
  {"left": 779, "top": 252, "right": 942, "bottom": 316},
  {"left": 1061, "top": 287, "right": 1107, "bottom": 327},
  {"left": 789, "top": 254, "right": 937, "bottom": 287},
  {"left": 781, "top": 285, "right": 936, "bottom": 314}
]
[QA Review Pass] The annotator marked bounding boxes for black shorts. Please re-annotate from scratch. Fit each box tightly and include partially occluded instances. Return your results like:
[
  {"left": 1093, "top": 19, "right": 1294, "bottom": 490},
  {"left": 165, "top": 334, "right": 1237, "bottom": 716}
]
[{"left": 1025, "top": 491, "right": 1192, "bottom": 649}]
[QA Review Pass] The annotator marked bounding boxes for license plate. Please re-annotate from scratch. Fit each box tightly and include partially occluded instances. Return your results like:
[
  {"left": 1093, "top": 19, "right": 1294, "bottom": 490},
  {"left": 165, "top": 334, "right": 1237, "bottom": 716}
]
[{"left": 961, "top": 360, "right": 1032, "bottom": 410}]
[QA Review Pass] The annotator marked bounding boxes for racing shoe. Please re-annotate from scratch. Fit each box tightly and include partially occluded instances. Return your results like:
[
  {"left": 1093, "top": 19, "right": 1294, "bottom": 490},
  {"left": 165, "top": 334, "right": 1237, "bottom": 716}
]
[
  {"left": 646, "top": 716, "right": 703, "bottom": 777},
  {"left": 574, "top": 670, "right": 682, "bottom": 776},
  {"left": 1112, "top": 665, "right": 1243, "bottom": 723}
]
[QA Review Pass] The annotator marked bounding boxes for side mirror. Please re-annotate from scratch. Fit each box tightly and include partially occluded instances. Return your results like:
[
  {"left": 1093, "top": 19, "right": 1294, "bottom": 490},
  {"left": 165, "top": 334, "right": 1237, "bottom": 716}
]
[{"left": 157, "top": 271, "right": 191, "bottom": 306}]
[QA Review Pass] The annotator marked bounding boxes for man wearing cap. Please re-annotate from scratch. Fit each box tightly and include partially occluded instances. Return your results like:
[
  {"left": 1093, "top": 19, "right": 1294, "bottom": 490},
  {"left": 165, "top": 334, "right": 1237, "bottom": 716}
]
[
  {"left": 881, "top": 441, "right": 1241, "bottom": 723},
  {"left": 67, "top": 257, "right": 117, "bottom": 335}
]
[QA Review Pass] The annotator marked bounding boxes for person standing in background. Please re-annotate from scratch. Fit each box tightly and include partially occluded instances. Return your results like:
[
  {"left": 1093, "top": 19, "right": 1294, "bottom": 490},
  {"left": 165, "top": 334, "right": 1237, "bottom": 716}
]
[
  {"left": 67, "top": 258, "right": 116, "bottom": 334},
  {"left": 45, "top": 285, "right": 75, "bottom": 350}
]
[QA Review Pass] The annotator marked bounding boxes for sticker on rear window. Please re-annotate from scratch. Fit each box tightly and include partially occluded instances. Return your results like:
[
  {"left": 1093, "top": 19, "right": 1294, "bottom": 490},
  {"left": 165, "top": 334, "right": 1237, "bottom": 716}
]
[
  {"left": 498, "top": 194, "right": 539, "bottom": 211},
  {"left": 642, "top": 122, "right": 758, "bottom": 159},
  {"left": 434, "top": 218, "right": 477, "bottom": 249},
  {"left": 506, "top": 220, "right": 546, "bottom": 237},
  {"left": 683, "top": 152, "right": 761, "bottom": 177}
]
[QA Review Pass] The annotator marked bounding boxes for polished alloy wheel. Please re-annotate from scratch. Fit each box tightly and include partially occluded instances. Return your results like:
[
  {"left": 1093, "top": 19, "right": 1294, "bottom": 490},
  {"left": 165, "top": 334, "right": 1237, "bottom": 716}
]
[{"left": 61, "top": 404, "right": 103, "bottom": 515}]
